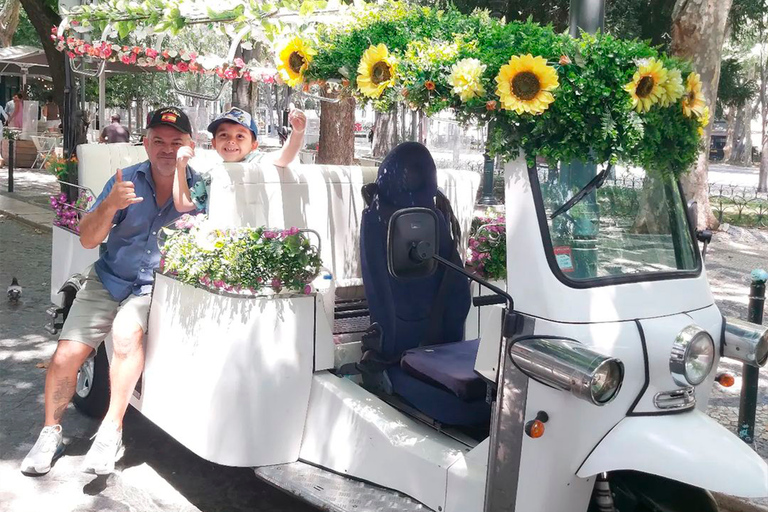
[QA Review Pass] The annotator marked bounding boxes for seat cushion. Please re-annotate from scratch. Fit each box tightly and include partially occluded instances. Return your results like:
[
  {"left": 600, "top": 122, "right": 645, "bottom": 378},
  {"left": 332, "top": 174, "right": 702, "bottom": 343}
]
[
  {"left": 387, "top": 367, "right": 490, "bottom": 426},
  {"left": 400, "top": 339, "right": 486, "bottom": 402}
]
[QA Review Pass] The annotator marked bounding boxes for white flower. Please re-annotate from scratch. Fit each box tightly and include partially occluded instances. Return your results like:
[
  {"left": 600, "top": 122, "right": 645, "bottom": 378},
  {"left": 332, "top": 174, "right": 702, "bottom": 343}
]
[
  {"left": 167, "top": 49, "right": 178, "bottom": 58},
  {"left": 448, "top": 58, "right": 487, "bottom": 102}
]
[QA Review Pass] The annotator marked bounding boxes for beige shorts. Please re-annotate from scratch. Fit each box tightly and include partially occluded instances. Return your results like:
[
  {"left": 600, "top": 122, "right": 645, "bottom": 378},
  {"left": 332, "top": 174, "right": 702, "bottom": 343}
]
[{"left": 59, "top": 265, "right": 151, "bottom": 350}]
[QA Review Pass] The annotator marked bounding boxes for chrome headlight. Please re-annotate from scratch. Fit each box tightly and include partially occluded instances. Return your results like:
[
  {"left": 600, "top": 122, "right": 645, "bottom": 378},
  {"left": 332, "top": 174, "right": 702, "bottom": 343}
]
[
  {"left": 510, "top": 337, "right": 624, "bottom": 406},
  {"left": 670, "top": 326, "right": 715, "bottom": 386}
]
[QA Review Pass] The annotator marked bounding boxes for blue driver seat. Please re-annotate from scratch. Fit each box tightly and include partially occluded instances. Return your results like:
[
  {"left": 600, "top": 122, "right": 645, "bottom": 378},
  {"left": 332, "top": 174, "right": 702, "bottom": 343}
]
[{"left": 359, "top": 142, "right": 490, "bottom": 426}]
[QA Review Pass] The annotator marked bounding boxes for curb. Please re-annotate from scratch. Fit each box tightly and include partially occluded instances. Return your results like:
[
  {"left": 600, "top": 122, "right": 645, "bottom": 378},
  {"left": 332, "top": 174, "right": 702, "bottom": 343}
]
[
  {"left": 0, "top": 208, "right": 52, "bottom": 233},
  {"left": 715, "top": 493, "right": 768, "bottom": 512}
]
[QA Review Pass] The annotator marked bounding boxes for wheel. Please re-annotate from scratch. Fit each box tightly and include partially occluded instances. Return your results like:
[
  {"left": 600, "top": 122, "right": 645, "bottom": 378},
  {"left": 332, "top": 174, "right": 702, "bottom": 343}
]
[
  {"left": 591, "top": 471, "right": 719, "bottom": 512},
  {"left": 72, "top": 342, "right": 110, "bottom": 419}
]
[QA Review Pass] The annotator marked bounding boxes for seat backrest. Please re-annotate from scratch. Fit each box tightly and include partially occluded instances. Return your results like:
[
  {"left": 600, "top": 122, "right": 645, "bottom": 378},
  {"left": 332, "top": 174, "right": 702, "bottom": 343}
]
[{"left": 360, "top": 142, "right": 471, "bottom": 360}]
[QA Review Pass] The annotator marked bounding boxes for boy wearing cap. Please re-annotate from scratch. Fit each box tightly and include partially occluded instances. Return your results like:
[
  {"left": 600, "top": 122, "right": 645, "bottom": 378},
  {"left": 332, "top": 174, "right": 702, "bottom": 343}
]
[
  {"left": 20, "top": 107, "right": 202, "bottom": 477},
  {"left": 173, "top": 107, "right": 306, "bottom": 213}
]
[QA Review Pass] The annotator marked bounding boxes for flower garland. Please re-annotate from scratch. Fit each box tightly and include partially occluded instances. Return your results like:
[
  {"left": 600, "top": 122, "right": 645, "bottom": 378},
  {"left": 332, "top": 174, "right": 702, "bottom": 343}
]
[{"left": 52, "top": 27, "right": 278, "bottom": 83}]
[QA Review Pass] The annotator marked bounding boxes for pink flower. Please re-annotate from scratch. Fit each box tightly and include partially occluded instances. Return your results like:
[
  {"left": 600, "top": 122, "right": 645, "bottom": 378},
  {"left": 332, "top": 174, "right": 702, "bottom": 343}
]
[
  {"left": 121, "top": 54, "right": 131, "bottom": 64},
  {"left": 188, "top": 51, "right": 198, "bottom": 60},
  {"left": 303, "top": 284, "right": 312, "bottom": 294},
  {"left": 234, "top": 57, "right": 245, "bottom": 68},
  {"left": 271, "top": 278, "right": 282, "bottom": 290},
  {"left": 145, "top": 48, "right": 158, "bottom": 58},
  {"left": 159, "top": 258, "right": 165, "bottom": 268},
  {"left": 166, "top": 63, "right": 174, "bottom": 72},
  {"left": 101, "top": 45, "right": 112, "bottom": 59},
  {"left": 242, "top": 71, "right": 252, "bottom": 82},
  {"left": 263, "top": 231, "right": 278, "bottom": 239},
  {"left": 224, "top": 67, "right": 238, "bottom": 80},
  {"left": 213, "top": 280, "right": 225, "bottom": 289},
  {"left": 176, "top": 61, "right": 189, "bottom": 72}
]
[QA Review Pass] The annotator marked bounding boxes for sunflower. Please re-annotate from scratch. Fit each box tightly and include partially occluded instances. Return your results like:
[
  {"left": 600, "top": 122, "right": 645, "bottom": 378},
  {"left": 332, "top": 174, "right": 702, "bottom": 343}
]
[
  {"left": 682, "top": 72, "right": 706, "bottom": 118},
  {"left": 659, "top": 68, "right": 684, "bottom": 107},
  {"left": 357, "top": 44, "right": 397, "bottom": 99},
  {"left": 448, "top": 58, "right": 487, "bottom": 102},
  {"left": 624, "top": 58, "right": 668, "bottom": 113},
  {"left": 698, "top": 105, "right": 710, "bottom": 137},
  {"left": 277, "top": 37, "right": 316, "bottom": 87},
  {"left": 495, "top": 54, "right": 559, "bottom": 115}
]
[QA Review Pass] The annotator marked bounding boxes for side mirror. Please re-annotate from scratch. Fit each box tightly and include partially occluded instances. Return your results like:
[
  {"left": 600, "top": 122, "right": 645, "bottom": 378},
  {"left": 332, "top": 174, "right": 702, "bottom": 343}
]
[
  {"left": 387, "top": 207, "right": 439, "bottom": 279},
  {"left": 686, "top": 199, "right": 698, "bottom": 232}
]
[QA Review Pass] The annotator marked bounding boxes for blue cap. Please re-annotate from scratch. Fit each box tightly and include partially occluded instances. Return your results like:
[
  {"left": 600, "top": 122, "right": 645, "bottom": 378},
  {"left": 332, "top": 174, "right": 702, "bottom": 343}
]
[{"left": 207, "top": 107, "right": 258, "bottom": 139}]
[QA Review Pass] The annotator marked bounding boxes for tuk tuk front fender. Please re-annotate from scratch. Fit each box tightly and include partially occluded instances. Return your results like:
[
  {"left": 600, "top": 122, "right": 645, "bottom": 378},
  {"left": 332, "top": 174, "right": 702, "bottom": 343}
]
[{"left": 577, "top": 410, "right": 768, "bottom": 498}]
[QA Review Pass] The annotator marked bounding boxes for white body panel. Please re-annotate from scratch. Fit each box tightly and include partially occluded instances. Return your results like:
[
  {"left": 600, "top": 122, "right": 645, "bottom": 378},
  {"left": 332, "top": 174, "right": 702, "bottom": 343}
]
[
  {"left": 50, "top": 225, "right": 99, "bottom": 304},
  {"left": 137, "top": 274, "right": 315, "bottom": 467},
  {"left": 578, "top": 410, "right": 768, "bottom": 497},
  {"left": 445, "top": 439, "right": 488, "bottom": 512},
  {"left": 300, "top": 372, "right": 468, "bottom": 512},
  {"left": 503, "top": 157, "right": 715, "bottom": 323}
]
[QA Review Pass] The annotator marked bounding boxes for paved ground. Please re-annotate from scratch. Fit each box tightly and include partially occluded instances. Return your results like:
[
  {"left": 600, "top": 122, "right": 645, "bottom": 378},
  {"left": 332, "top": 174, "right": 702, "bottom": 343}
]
[{"left": 0, "top": 216, "right": 315, "bottom": 512}]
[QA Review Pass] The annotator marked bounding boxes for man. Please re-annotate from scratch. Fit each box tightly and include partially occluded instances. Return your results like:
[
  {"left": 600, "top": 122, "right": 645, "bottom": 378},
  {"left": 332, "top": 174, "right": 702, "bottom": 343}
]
[
  {"left": 21, "top": 107, "right": 201, "bottom": 476},
  {"left": 100, "top": 113, "right": 130, "bottom": 143},
  {"left": 7, "top": 92, "right": 23, "bottom": 129}
]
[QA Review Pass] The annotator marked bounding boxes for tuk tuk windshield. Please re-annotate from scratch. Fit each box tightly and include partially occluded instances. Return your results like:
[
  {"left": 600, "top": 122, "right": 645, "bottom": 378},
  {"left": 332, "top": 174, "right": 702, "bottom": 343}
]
[{"left": 534, "top": 164, "right": 699, "bottom": 283}]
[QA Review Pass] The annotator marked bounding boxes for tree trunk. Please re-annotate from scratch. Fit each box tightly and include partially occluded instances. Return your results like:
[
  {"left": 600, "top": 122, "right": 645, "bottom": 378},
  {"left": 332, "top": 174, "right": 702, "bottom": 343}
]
[
  {"left": 18, "top": 0, "right": 64, "bottom": 111},
  {"left": 669, "top": 0, "right": 732, "bottom": 230},
  {"left": 317, "top": 89, "right": 355, "bottom": 165},
  {"left": 0, "top": 0, "right": 21, "bottom": 48},
  {"left": 372, "top": 106, "right": 398, "bottom": 159},
  {"left": 723, "top": 106, "right": 736, "bottom": 162},
  {"left": 759, "top": 44, "right": 768, "bottom": 192},
  {"left": 729, "top": 101, "right": 752, "bottom": 166},
  {"left": 231, "top": 49, "right": 252, "bottom": 111},
  {"left": 399, "top": 102, "right": 407, "bottom": 143},
  {"left": 410, "top": 109, "right": 417, "bottom": 141}
]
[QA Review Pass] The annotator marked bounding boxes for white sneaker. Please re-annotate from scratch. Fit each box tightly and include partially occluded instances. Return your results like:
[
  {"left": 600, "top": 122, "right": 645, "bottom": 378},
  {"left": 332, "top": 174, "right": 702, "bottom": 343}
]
[
  {"left": 20, "top": 425, "right": 65, "bottom": 475},
  {"left": 82, "top": 421, "right": 124, "bottom": 475}
]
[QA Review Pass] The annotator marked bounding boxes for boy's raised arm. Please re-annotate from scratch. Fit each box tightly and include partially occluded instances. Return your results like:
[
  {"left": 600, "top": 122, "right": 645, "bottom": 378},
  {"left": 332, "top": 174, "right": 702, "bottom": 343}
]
[
  {"left": 273, "top": 109, "right": 306, "bottom": 167},
  {"left": 173, "top": 145, "right": 197, "bottom": 213}
]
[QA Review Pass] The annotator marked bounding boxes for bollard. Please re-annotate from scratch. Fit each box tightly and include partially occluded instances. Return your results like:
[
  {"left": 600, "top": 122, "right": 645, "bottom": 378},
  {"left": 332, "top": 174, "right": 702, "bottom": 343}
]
[
  {"left": 737, "top": 268, "right": 768, "bottom": 444},
  {"left": 7, "top": 137, "right": 14, "bottom": 193}
]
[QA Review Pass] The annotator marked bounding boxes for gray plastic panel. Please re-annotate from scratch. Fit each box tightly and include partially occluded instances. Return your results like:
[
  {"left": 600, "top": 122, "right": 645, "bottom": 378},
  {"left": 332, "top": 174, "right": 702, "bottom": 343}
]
[{"left": 254, "top": 461, "right": 431, "bottom": 512}]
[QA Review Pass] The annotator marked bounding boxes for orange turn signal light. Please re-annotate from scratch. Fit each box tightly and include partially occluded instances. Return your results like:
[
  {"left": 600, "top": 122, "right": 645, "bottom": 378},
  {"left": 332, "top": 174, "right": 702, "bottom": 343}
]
[
  {"left": 716, "top": 373, "right": 735, "bottom": 387},
  {"left": 525, "top": 419, "right": 546, "bottom": 438}
]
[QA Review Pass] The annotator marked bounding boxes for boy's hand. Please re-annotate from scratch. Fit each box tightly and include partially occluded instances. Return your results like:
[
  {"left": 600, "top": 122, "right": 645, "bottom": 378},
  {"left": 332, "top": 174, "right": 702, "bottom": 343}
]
[
  {"left": 288, "top": 109, "right": 306, "bottom": 134},
  {"left": 177, "top": 145, "right": 195, "bottom": 170},
  {"left": 106, "top": 168, "right": 143, "bottom": 210}
]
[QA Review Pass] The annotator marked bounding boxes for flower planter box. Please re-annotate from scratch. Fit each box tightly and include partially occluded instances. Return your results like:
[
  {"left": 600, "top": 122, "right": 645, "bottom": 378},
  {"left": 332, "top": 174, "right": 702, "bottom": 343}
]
[
  {"left": 50, "top": 225, "right": 99, "bottom": 304},
  {"left": 137, "top": 273, "right": 318, "bottom": 467}
]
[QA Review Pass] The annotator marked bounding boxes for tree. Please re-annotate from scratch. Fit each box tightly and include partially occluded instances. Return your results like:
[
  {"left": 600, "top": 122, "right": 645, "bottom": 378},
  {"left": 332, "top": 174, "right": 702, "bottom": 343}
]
[
  {"left": 717, "top": 57, "right": 757, "bottom": 164},
  {"left": 317, "top": 89, "right": 355, "bottom": 165},
  {"left": 0, "top": 0, "right": 20, "bottom": 48},
  {"left": 17, "top": 0, "right": 63, "bottom": 110},
  {"left": 669, "top": 0, "right": 734, "bottom": 229}
]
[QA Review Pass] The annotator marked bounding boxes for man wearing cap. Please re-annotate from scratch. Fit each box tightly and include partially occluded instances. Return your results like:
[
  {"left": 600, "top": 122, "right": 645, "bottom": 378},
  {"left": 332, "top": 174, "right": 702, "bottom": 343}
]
[{"left": 21, "top": 107, "right": 202, "bottom": 477}]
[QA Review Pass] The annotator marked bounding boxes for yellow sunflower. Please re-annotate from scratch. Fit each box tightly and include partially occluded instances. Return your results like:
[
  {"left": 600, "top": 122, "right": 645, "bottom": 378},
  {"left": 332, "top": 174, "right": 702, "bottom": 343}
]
[
  {"left": 682, "top": 72, "right": 706, "bottom": 118},
  {"left": 357, "top": 44, "right": 397, "bottom": 99},
  {"left": 624, "top": 58, "right": 668, "bottom": 113},
  {"left": 495, "top": 54, "right": 559, "bottom": 115},
  {"left": 659, "top": 68, "right": 684, "bottom": 107},
  {"left": 277, "top": 37, "right": 316, "bottom": 87},
  {"left": 698, "top": 105, "right": 710, "bottom": 137},
  {"left": 448, "top": 57, "right": 487, "bottom": 102}
]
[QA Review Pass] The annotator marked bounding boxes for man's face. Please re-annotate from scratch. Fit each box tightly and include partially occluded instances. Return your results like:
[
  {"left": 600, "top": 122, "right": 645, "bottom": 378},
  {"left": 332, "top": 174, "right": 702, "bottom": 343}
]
[
  {"left": 212, "top": 122, "right": 258, "bottom": 162},
  {"left": 144, "top": 125, "right": 192, "bottom": 177}
]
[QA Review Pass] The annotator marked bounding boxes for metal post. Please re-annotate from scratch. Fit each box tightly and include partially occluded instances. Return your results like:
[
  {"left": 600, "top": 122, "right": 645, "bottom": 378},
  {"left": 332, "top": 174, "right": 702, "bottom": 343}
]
[
  {"left": 7, "top": 137, "right": 14, "bottom": 193},
  {"left": 738, "top": 269, "right": 768, "bottom": 444},
  {"left": 569, "top": 0, "right": 605, "bottom": 37}
]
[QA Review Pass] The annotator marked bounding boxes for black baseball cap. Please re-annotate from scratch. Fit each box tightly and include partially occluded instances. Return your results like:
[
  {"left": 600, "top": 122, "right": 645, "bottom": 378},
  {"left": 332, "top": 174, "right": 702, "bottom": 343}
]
[{"left": 147, "top": 107, "right": 192, "bottom": 135}]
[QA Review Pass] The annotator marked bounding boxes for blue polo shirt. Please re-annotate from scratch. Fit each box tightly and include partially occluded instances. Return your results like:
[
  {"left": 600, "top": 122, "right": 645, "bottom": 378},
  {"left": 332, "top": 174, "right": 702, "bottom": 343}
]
[{"left": 89, "top": 160, "right": 200, "bottom": 302}]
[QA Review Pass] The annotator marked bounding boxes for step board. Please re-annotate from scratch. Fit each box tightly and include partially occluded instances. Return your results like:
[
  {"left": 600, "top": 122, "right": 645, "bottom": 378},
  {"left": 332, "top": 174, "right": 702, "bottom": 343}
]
[{"left": 254, "top": 460, "right": 429, "bottom": 512}]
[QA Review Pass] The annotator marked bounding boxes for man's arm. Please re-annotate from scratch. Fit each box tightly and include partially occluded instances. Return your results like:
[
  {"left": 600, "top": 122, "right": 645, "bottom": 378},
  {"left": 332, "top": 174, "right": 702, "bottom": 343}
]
[
  {"left": 79, "top": 168, "right": 143, "bottom": 249},
  {"left": 173, "top": 145, "right": 197, "bottom": 213},
  {"left": 273, "top": 109, "right": 306, "bottom": 167}
]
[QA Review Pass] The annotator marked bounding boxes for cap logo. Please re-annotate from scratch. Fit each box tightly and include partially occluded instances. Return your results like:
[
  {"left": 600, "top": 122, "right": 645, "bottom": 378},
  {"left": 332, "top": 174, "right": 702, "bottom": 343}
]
[{"left": 161, "top": 112, "right": 178, "bottom": 123}]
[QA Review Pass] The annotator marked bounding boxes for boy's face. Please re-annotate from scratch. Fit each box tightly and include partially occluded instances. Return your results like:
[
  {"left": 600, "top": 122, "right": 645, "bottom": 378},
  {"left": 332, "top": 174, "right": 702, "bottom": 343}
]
[{"left": 212, "top": 122, "right": 258, "bottom": 162}]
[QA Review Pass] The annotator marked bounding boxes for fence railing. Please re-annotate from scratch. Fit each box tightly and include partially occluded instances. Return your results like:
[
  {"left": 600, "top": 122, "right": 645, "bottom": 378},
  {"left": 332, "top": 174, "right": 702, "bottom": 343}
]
[{"left": 708, "top": 183, "right": 768, "bottom": 228}]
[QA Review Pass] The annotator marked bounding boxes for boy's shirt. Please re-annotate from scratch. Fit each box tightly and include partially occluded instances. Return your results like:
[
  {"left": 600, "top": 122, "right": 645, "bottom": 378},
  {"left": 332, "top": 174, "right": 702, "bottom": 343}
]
[{"left": 190, "top": 151, "right": 266, "bottom": 212}]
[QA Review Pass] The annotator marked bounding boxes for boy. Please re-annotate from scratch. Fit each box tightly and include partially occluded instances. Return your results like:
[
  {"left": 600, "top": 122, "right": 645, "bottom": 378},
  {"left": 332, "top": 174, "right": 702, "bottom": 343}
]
[{"left": 173, "top": 107, "right": 306, "bottom": 213}]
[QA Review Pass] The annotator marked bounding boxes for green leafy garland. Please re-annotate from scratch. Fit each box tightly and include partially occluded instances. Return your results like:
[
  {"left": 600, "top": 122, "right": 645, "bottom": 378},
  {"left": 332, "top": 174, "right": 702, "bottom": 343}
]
[{"left": 302, "top": 4, "right": 706, "bottom": 178}]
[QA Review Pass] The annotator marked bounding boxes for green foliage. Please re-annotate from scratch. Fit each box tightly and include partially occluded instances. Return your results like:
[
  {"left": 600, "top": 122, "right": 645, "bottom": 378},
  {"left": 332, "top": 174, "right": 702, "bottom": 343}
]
[
  {"left": 717, "top": 57, "right": 758, "bottom": 109},
  {"left": 467, "top": 211, "right": 506, "bottom": 280},
  {"left": 12, "top": 9, "right": 41, "bottom": 47},
  {"left": 309, "top": 4, "right": 702, "bottom": 178},
  {"left": 160, "top": 214, "right": 322, "bottom": 295}
]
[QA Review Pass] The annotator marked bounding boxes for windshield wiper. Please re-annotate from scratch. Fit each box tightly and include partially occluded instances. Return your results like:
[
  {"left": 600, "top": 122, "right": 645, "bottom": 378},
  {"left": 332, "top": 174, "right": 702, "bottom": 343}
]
[{"left": 549, "top": 164, "right": 613, "bottom": 220}]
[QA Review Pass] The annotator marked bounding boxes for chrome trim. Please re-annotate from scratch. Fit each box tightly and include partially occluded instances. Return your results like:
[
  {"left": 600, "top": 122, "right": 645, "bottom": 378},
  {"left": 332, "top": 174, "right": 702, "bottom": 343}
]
[
  {"left": 669, "top": 325, "right": 715, "bottom": 386},
  {"left": 654, "top": 387, "right": 696, "bottom": 411},
  {"left": 509, "top": 337, "right": 624, "bottom": 405},
  {"left": 723, "top": 317, "right": 768, "bottom": 367}
]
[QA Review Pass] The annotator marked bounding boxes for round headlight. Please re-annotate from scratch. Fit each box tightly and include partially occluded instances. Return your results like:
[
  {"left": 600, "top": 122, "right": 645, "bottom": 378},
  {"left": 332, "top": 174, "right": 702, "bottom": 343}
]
[
  {"left": 670, "top": 326, "right": 715, "bottom": 386},
  {"left": 590, "top": 359, "right": 624, "bottom": 404}
]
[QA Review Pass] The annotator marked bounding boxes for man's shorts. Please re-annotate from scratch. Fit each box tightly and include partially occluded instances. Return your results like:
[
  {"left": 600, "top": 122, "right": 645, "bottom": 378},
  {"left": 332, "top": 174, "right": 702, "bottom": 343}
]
[{"left": 59, "top": 265, "right": 151, "bottom": 350}]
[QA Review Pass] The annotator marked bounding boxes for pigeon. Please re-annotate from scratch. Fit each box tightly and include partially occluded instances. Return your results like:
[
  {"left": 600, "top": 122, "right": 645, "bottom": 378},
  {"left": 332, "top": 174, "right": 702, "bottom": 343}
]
[{"left": 7, "top": 277, "right": 21, "bottom": 303}]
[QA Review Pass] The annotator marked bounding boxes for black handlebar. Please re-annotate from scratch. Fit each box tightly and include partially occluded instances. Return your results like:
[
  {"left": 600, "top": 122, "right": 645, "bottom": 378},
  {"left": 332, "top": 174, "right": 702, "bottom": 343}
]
[{"left": 473, "top": 295, "right": 508, "bottom": 307}]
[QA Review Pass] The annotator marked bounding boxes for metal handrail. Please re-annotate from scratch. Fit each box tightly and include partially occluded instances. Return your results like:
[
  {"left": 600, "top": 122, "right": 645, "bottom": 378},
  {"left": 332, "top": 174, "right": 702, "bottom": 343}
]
[{"left": 57, "top": 180, "right": 96, "bottom": 215}]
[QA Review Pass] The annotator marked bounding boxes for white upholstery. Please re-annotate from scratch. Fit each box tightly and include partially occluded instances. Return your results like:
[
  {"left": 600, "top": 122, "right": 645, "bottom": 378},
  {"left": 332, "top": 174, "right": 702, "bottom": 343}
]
[
  {"left": 76, "top": 143, "right": 221, "bottom": 197},
  {"left": 207, "top": 164, "right": 481, "bottom": 290}
]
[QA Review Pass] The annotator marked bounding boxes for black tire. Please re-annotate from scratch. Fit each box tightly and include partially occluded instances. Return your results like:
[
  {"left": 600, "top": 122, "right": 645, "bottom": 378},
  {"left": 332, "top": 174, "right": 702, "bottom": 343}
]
[
  {"left": 590, "top": 471, "right": 719, "bottom": 512},
  {"left": 72, "top": 342, "right": 110, "bottom": 419}
]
